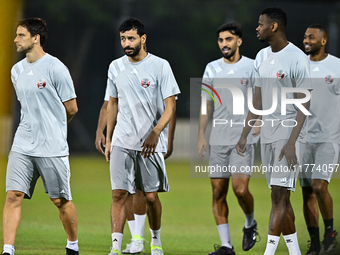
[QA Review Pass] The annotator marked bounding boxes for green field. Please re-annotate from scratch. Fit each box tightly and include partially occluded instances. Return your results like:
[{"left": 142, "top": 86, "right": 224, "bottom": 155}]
[{"left": 0, "top": 156, "right": 340, "bottom": 254}]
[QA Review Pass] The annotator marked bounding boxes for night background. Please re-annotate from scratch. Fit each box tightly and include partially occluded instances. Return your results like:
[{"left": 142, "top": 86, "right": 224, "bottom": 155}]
[
  {"left": 1, "top": 1, "right": 340, "bottom": 254},
  {"left": 2, "top": 0, "right": 337, "bottom": 154}
]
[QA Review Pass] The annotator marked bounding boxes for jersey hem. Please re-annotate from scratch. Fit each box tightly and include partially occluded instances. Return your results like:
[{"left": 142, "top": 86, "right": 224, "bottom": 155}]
[
  {"left": 61, "top": 95, "right": 77, "bottom": 103},
  {"left": 112, "top": 144, "right": 167, "bottom": 153},
  {"left": 163, "top": 91, "right": 181, "bottom": 100},
  {"left": 306, "top": 140, "right": 340, "bottom": 144},
  {"left": 10, "top": 149, "right": 69, "bottom": 158}
]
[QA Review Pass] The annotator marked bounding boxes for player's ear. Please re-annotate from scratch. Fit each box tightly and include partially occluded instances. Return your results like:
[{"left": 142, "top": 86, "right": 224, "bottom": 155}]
[
  {"left": 34, "top": 34, "right": 40, "bottom": 45},
  {"left": 237, "top": 38, "right": 242, "bottom": 47},
  {"left": 321, "top": 38, "right": 327, "bottom": 46},
  {"left": 271, "top": 22, "right": 278, "bottom": 33},
  {"left": 141, "top": 34, "right": 147, "bottom": 44}
]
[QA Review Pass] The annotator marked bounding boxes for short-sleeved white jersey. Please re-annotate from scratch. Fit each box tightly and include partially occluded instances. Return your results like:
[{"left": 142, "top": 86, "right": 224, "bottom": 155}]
[
  {"left": 254, "top": 43, "right": 311, "bottom": 144},
  {"left": 202, "top": 56, "right": 258, "bottom": 145},
  {"left": 104, "top": 80, "right": 111, "bottom": 101},
  {"left": 307, "top": 54, "right": 340, "bottom": 143},
  {"left": 107, "top": 53, "right": 180, "bottom": 152},
  {"left": 10, "top": 53, "right": 76, "bottom": 157}
]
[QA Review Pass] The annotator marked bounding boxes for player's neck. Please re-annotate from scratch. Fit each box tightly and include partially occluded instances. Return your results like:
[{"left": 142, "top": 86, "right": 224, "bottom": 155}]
[
  {"left": 269, "top": 36, "right": 288, "bottom": 53},
  {"left": 310, "top": 50, "right": 327, "bottom": 62},
  {"left": 26, "top": 47, "right": 46, "bottom": 63},
  {"left": 223, "top": 52, "right": 241, "bottom": 64},
  {"left": 128, "top": 50, "right": 148, "bottom": 63}
]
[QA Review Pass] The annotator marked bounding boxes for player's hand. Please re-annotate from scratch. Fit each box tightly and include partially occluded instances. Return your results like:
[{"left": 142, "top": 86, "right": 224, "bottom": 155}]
[
  {"left": 95, "top": 132, "right": 106, "bottom": 154},
  {"left": 278, "top": 142, "right": 296, "bottom": 170},
  {"left": 197, "top": 137, "right": 207, "bottom": 159},
  {"left": 141, "top": 130, "right": 159, "bottom": 158},
  {"left": 251, "top": 120, "right": 262, "bottom": 137},
  {"left": 105, "top": 141, "right": 111, "bottom": 162},
  {"left": 236, "top": 137, "right": 247, "bottom": 157},
  {"left": 164, "top": 140, "right": 173, "bottom": 160}
]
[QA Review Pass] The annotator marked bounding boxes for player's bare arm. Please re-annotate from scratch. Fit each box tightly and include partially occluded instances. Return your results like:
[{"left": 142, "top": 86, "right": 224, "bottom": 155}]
[
  {"left": 278, "top": 92, "right": 310, "bottom": 168},
  {"left": 236, "top": 86, "right": 262, "bottom": 156},
  {"left": 95, "top": 101, "right": 108, "bottom": 154},
  {"left": 105, "top": 97, "right": 118, "bottom": 162},
  {"left": 63, "top": 98, "right": 78, "bottom": 123},
  {"left": 164, "top": 113, "right": 176, "bottom": 159},
  {"left": 197, "top": 100, "right": 213, "bottom": 159},
  {"left": 141, "top": 95, "right": 176, "bottom": 158}
]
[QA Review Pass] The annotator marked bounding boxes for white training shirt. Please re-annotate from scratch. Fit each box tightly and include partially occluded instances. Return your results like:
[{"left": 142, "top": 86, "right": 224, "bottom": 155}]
[
  {"left": 10, "top": 53, "right": 76, "bottom": 157},
  {"left": 254, "top": 43, "right": 311, "bottom": 144},
  {"left": 202, "top": 56, "right": 258, "bottom": 145},
  {"left": 107, "top": 53, "right": 180, "bottom": 152},
  {"left": 307, "top": 54, "right": 340, "bottom": 143}
]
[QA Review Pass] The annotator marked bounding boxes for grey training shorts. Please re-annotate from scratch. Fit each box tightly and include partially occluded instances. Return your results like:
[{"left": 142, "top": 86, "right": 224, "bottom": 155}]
[
  {"left": 110, "top": 146, "right": 169, "bottom": 194},
  {"left": 6, "top": 151, "right": 72, "bottom": 200},
  {"left": 209, "top": 144, "right": 255, "bottom": 178},
  {"left": 300, "top": 142, "right": 339, "bottom": 187},
  {"left": 261, "top": 140, "right": 302, "bottom": 192}
]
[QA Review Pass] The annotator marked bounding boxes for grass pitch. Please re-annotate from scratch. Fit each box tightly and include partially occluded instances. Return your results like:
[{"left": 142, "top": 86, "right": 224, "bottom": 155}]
[{"left": 0, "top": 156, "right": 340, "bottom": 254}]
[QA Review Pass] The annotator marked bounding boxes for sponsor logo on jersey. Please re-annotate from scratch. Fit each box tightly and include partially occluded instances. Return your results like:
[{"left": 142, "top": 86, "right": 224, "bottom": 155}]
[
  {"left": 325, "top": 75, "right": 334, "bottom": 84},
  {"left": 276, "top": 70, "right": 285, "bottom": 80},
  {"left": 241, "top": 78, "right": 249, "bottom": 86},
  {"left": 37, "top": 79, "right": 46, "bottom": 89},
  {"left": 141, "top": 78, "right": 151, "bottom": 88},
  {"left": 27, "top": 70, "right": 33, "bottom": 75}
]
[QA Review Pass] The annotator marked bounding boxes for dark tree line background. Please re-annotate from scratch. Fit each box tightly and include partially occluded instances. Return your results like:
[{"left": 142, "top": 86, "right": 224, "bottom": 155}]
[{"left": 14, "top": 0, "right": 340, "bottom": 153}]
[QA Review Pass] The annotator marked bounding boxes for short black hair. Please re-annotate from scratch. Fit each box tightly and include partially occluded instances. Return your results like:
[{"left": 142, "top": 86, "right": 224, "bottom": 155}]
[
  {"left": 308, "top": 24, "right": 328, "bottom": 39},
  {"left": 216, "top": 22, "right": 243, "bottom": 38},
  {"left": 119, "top": 18, "right": 145, "bottom": 36},
  {"left": 261, "top": 7, "right": 287, "bottom": 29},
  {"left": 18, "top": 18, "right": 48, "bottom": 47}
]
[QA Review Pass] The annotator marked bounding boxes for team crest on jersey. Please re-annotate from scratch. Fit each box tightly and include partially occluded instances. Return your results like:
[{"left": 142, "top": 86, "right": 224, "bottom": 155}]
[
  {"left": 325, "top": 75, "right": 334, "bottom": 84},
  {"left": 141, "top": 78, "right": 151, "bottom": 88},
  {"left": 37, "top": 79, "right": 46, "bottom": 89},
  {"left": 276, "top": 70, "right": 285, "bottom": 80},
  {"left": 240, "top": 78, "right": 249, "bottom": 86}
]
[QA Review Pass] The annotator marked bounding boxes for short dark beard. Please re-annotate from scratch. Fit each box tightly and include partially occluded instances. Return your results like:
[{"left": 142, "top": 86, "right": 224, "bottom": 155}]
[
  {"left": 19, "top": 44, "right": 34, "bottom": 54},
  {"left": 222, "top": 48, "right": 236, "bottom": 60},
  {"left": 123, "top": 42, "right": 141, "bottom": 57},
  {"left": 305, "top": 47, "right": 320, "bottom": 57}
]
